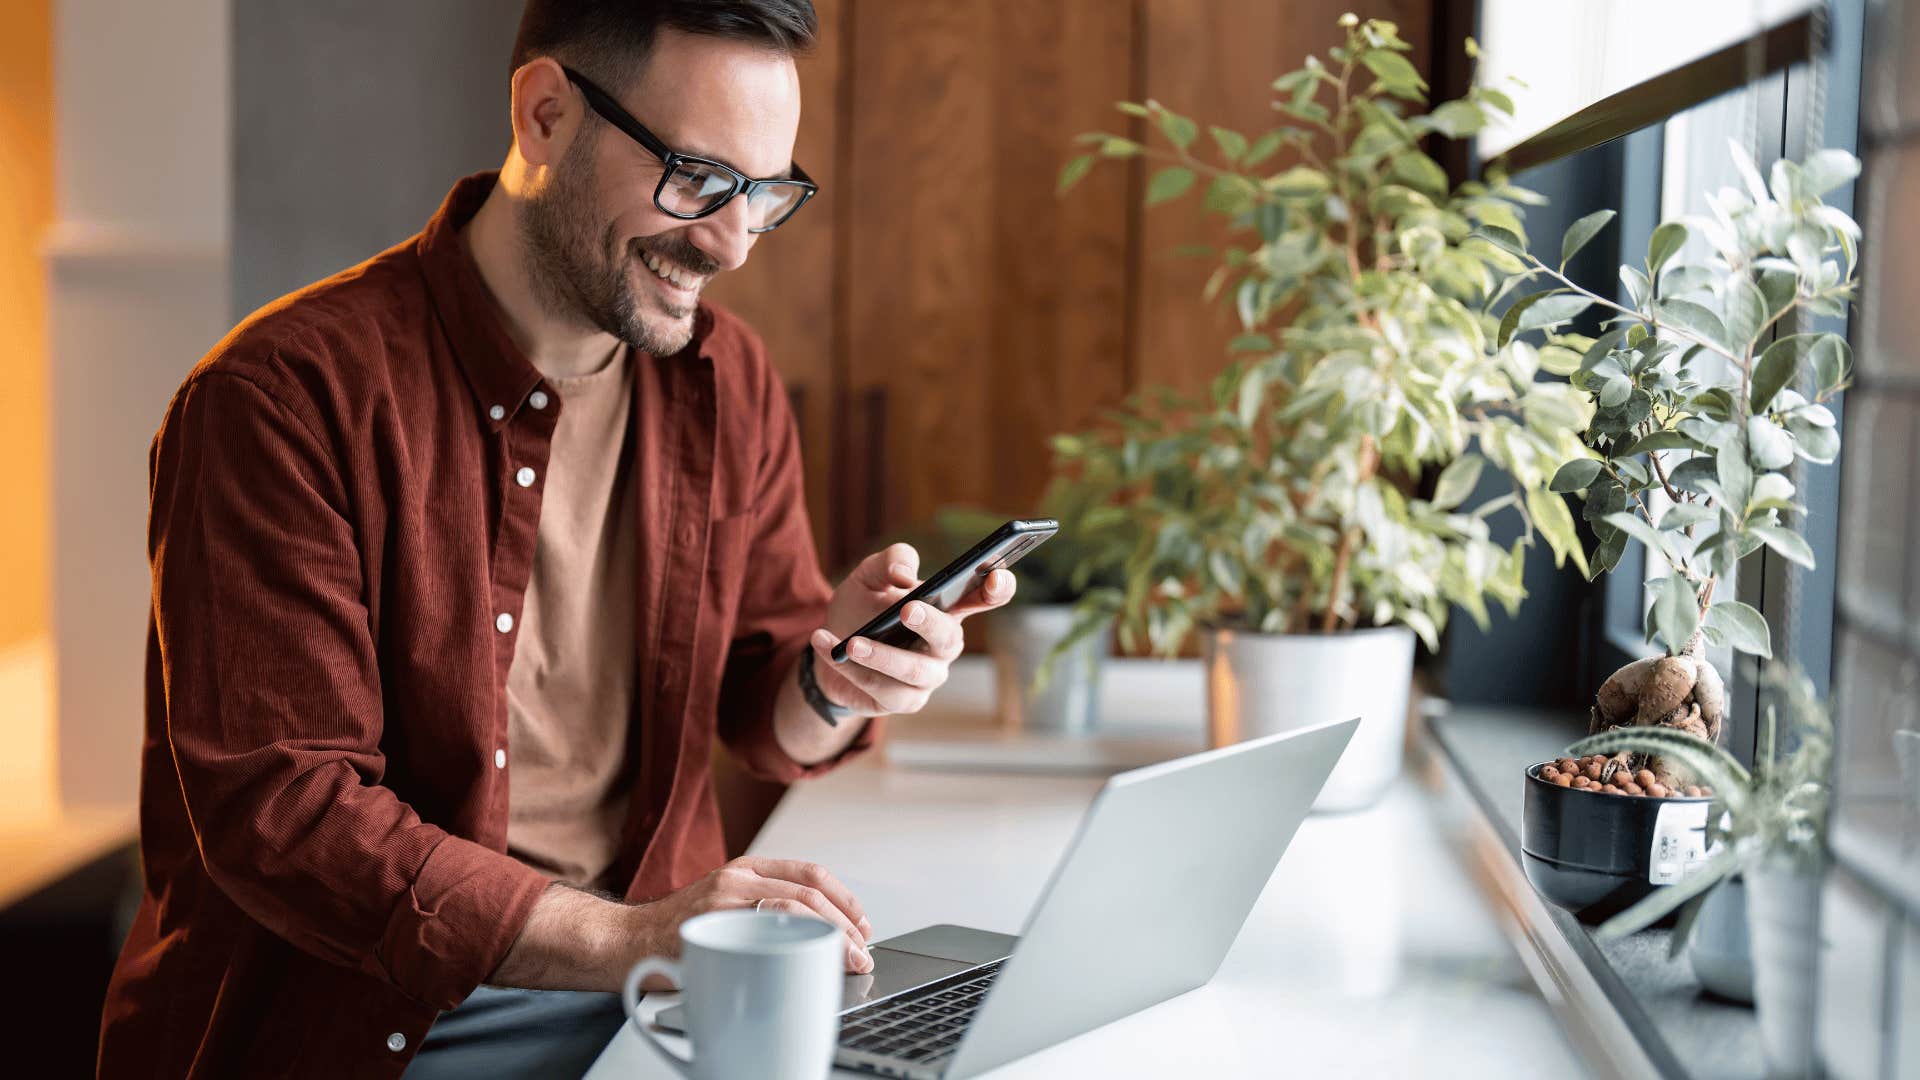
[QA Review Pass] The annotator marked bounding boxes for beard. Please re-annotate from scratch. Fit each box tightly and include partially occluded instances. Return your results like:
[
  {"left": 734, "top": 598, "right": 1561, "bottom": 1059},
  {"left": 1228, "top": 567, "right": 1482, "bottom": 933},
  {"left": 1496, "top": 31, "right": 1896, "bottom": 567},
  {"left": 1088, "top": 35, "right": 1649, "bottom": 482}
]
[{"left": 517, "top": 129, "right": 718, "bottom": 357}]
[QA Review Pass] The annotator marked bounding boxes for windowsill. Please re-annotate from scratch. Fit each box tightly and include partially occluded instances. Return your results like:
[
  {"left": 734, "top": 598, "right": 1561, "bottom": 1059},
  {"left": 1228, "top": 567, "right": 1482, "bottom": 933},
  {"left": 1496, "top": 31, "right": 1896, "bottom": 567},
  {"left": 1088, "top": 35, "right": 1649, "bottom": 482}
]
[{"left": 1424, "top": 705, "right": 1765, "bottom": 1080}]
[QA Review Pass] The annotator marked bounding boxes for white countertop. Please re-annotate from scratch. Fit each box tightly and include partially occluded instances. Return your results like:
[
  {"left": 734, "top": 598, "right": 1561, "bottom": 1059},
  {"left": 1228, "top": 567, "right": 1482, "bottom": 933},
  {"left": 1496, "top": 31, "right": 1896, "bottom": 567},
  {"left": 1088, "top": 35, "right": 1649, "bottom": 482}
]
[{"left": 588, "top": 659, "right": 1580, "bottom": 1078}]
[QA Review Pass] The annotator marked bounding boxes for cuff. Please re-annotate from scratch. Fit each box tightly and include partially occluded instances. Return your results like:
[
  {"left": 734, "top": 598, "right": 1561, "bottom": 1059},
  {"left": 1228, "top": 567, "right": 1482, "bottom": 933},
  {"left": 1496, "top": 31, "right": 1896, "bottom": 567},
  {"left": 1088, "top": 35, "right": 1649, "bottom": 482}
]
[{"left": 375, "top": 834, "right": 552, "bottom": 1009}]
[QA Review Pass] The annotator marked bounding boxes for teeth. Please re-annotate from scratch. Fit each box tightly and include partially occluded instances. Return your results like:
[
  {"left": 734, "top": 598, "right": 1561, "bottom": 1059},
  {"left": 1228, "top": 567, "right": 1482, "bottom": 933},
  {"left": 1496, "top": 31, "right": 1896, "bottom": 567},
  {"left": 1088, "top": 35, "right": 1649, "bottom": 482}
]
[{"left": 643, "top": 251, "right": 697, "bottom": 291}]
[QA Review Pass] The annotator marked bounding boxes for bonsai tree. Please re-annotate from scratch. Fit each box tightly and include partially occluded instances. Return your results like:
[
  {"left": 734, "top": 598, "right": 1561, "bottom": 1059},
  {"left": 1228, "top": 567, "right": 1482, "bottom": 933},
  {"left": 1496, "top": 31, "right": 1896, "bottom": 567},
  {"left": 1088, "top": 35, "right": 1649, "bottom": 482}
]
[
  {"left": 1051, "top": 15, "right": 1590, "bottom": 655},
  {"left": 1475, "top": 142, "right": 1860, "bottom": 785}
]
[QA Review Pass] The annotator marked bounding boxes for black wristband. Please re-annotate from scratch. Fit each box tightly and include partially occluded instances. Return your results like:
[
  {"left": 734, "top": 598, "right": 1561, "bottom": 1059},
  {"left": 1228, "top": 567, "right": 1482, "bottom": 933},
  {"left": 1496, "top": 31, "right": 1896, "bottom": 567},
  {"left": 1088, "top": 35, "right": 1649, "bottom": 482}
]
[{"left": 797, "top": 648, "right": 854, "bottom": 728}]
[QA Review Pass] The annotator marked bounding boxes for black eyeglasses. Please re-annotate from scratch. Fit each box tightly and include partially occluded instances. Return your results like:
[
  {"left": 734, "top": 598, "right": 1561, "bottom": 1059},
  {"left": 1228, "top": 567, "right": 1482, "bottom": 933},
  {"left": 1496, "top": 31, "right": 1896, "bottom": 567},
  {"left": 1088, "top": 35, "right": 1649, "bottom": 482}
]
[{"left": 563, "top": 66, "right": 817, "bottom": 234}]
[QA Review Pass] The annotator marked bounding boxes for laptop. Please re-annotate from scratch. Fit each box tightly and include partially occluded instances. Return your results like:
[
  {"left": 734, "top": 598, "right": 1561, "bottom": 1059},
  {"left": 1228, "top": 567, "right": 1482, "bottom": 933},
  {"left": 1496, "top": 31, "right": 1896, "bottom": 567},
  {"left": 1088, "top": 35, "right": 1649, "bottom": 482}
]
[{"left": 656, "top": 716, "right": 1358, "bottom": 1078}]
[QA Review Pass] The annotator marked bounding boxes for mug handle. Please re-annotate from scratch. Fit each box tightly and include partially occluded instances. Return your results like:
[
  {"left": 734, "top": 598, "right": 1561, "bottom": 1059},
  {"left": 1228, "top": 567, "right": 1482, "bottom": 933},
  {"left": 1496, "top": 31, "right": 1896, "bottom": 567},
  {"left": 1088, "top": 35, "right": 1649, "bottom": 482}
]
[{"left": 622, "top": 957, "right": 695, "bottom": 1079}]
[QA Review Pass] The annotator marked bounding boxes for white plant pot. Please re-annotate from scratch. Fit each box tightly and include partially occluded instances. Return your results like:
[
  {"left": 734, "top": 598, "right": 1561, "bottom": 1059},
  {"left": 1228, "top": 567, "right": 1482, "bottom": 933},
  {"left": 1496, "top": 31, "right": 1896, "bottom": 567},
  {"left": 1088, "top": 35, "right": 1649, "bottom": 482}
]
[
  {"left": 1204, "top": 625, "right": 1414, "bottom": 812},
  {"left": 990, "top": 604, "right": 1105, "bottom": 735},
  {"left": 1746, "top": 864, "right": 1822, "bottom": 1078},
  {"left": 1687, "top": 876, "right": 1754, "bottom": 1003}
]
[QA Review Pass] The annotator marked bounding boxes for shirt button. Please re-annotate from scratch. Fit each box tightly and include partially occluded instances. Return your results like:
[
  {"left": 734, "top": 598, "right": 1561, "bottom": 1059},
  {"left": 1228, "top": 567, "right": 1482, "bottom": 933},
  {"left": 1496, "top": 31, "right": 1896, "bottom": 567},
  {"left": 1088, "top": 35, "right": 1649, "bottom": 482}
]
[
  {"left": 515, "top": 466, "right": 536, "bottom": 488},
  {"left": 495, "top": 612, "right": 514, "bottom": 633},
  {"left": 529, "top": 390, "right": 550, "bottom": 410},
  {"left": 494, "top": 748, "right": 507, "bottom": 769},
  {"left": 386, "top": 1032, "right": 407, "bottom": 1052},
  {"left": 487, "top": 404, "right": 505, "bottom": 421}
]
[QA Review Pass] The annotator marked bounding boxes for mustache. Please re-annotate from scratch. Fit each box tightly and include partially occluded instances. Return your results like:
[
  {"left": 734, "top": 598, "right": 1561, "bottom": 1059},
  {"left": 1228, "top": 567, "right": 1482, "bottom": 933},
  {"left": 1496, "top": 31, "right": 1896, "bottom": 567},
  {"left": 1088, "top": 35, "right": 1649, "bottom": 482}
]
[{"left": 633, "top": 234, "right": 721, "bottom": 277}]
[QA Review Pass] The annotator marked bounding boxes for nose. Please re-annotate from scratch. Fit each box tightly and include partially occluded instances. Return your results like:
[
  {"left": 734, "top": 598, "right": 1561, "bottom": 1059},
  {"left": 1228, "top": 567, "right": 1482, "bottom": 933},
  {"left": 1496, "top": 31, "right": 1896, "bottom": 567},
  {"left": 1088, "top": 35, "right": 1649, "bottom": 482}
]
[{"left": 686, "top": 194, "right": 757, "bottom": 274}]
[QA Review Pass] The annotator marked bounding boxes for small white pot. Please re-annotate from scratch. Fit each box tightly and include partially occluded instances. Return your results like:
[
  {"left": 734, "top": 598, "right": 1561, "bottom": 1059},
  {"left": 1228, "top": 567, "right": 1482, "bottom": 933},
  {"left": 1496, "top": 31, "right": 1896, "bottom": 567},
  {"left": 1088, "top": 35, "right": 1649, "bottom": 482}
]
[
  {"left": 1746, "top": 863, "right": 1822, "bottom": 1077},
  {"left": 1204, "top": 625, "right": 1414, "bottom": 812},
  {"left": 1687, "top": 876, "right": 1754, "bottom": 1003},
  {"left": 990, "top": 604, "right": 1105, "bottom": 735}
]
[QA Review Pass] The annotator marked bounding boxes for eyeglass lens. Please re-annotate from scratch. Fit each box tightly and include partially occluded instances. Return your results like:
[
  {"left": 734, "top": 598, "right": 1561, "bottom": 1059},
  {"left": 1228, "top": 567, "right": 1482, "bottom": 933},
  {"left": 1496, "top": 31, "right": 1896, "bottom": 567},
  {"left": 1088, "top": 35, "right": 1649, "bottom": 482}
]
[{"left": 660, "top": 161, "right": 808, "bottom": 229}]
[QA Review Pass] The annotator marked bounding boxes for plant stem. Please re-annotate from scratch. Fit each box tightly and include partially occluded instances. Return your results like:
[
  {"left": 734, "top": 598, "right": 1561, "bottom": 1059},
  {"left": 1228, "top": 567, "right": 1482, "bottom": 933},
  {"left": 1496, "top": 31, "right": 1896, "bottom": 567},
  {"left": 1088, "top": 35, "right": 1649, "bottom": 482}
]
[{"left": 1321, "top": 434, "right": 1378, "bottom": 632}]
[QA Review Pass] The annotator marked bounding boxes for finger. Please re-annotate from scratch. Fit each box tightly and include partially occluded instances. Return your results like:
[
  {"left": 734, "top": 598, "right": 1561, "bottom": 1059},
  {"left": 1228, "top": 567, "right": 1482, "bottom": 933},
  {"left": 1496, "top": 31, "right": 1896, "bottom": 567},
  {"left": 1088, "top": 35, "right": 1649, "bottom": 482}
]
[
  {"left": 736, "top": 857, "right": 872, "bottom": 938},
  {"left": 749, "top": 880, "right": 871, "bottom": 970},
  {"left": 896, "top": 600, "right": 964, "bottom": 659},
  {"left": 810, "top": 631, "right": 888, "bottom": 714},
  {"left": 946, "top": 568, "right": 1017, "bottom": 619},
  {"left": 828, "top": 644, "right": 933, "bottom": 711},
  {"left": 755, "top": 898, "right": 874, "bottom": 974},
  {"left": 854, "top": 543, "right": 921, "bottom": 592},
  {"left": 840, "top": 634, "right": 948, "bottom": 690}
]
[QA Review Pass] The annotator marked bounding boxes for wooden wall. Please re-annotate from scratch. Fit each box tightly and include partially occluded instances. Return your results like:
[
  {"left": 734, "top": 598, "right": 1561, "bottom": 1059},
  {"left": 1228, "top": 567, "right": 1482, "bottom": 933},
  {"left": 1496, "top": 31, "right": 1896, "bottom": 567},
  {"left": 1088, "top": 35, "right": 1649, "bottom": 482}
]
[{"left": 708, "top": 0, "right": 1436, "bottom": 567}]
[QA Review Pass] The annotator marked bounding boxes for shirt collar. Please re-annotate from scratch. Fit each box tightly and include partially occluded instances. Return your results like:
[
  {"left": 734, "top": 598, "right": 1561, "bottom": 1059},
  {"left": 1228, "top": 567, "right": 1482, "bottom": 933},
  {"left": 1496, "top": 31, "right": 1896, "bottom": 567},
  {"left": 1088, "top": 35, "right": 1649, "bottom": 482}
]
[{"left": 416, "top": 171, "right": 717, "bottom": 431}]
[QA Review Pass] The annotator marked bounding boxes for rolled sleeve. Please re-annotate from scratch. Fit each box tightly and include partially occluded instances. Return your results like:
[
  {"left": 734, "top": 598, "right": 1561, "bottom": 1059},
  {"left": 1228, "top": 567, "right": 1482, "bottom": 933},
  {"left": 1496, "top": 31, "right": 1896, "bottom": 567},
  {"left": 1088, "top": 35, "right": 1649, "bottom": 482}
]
[{"left": 152, "top": 370, "right": 543, "bottom": 1010}]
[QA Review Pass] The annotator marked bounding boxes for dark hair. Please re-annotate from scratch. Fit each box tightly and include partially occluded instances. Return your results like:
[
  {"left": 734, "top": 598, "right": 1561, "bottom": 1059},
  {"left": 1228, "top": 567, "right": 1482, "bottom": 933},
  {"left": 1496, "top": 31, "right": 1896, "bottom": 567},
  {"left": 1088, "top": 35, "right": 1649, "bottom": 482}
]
[{"left": 511, "top": 0, "right": 816, "bottom": 87}]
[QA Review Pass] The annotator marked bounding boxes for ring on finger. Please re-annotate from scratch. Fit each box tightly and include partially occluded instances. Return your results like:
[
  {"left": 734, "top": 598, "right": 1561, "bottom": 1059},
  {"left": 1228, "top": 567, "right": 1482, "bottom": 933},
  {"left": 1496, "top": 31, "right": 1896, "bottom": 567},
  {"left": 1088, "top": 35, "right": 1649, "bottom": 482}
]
[{"left": 754, "top": 898, "right": 768, "bottom": 913}]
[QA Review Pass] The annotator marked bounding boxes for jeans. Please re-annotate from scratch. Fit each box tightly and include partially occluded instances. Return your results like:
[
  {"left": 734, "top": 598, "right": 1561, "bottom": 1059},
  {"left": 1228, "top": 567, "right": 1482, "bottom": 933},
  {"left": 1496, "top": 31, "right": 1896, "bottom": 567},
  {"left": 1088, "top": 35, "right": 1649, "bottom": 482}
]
[{"left": 402, "top": 985, "right": 628, "bottom": 1080}]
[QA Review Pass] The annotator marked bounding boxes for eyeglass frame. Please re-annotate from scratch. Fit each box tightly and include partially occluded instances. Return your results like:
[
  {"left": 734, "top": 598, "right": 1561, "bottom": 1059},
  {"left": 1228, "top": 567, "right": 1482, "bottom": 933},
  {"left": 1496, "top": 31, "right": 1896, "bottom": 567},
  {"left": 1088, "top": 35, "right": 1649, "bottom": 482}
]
[{"left": 562, "top": 65, "right": 818, "bottom": 234}]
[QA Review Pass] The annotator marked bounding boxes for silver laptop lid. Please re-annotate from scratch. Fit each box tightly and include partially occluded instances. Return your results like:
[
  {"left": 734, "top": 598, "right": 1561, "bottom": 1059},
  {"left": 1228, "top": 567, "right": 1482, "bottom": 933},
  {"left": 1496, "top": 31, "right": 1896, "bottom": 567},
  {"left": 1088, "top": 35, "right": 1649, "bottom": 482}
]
[{"left": 943, "top": 717, "right": 1359, "bottom": 1078}]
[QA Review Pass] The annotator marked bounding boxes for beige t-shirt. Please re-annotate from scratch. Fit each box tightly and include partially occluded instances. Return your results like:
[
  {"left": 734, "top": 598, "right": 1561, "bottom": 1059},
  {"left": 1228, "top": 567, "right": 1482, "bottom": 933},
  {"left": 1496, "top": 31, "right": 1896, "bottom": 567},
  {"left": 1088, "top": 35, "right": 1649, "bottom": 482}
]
[{"left": 505, "top": 347, "right": 639, "bottom": 888}]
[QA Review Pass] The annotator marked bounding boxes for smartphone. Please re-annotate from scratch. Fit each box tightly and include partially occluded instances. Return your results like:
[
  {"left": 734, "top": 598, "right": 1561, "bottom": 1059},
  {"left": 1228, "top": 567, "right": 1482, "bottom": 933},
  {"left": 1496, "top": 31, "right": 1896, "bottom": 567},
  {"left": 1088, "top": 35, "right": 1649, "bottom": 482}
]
[{"left": 830, "top": 518, "right": 1058, "bottom": 663}]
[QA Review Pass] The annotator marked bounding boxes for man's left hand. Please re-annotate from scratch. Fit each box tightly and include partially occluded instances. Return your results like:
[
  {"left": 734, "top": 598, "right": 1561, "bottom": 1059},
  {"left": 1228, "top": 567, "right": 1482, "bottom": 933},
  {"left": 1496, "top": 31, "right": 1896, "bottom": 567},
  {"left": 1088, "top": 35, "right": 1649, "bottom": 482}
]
[{"left": 808, "top": 543, "right": 1015, "bottom": 717}]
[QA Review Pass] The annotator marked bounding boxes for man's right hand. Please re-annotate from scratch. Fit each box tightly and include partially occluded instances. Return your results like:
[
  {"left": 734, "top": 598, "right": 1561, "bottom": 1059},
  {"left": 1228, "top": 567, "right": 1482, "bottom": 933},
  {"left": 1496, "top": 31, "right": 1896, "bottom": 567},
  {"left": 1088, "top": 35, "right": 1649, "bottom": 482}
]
[
  {"left": 490, "top": 857, "right": 875, "bottom": 993},
  {"left": 637, "top": 856, "right": 875, "bottom": 977}
]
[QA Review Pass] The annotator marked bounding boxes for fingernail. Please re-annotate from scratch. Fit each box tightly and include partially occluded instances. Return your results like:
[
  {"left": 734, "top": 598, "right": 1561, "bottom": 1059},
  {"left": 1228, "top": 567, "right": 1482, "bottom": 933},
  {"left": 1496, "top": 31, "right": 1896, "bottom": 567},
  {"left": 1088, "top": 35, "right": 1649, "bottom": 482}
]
[
  {"left": 849, "top": 638, "right": 872, "bottom": 659},
  {"left": 858, "top": 946, "right": 873, "bottom": 972},
  {"left": 903, "top": 604, "right": 923, "bottom": 627},
  {"left": 812, "top": 628, "right": 834, "bottom": 648},
  {"left": 889, "top": 562, "right": 913, "bottom": 581},
  {"left": 858, "top": 917, "right": 873, "bottom": 941}
]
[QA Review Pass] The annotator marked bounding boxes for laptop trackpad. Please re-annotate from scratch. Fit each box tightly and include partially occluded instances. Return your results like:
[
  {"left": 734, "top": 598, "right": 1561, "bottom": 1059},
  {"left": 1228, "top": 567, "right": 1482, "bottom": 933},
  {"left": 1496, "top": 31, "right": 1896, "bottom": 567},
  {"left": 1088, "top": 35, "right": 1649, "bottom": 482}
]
[{"left": 842, "top": 948, "right": 975, "bottom": 1009}]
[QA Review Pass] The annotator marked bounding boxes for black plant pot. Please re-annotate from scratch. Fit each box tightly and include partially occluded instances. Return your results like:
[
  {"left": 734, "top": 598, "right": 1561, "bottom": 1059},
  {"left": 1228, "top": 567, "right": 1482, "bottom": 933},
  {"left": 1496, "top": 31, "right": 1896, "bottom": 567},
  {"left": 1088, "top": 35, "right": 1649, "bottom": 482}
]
[{"left": 1520, "top": 762, "right": 1715, "bottom": 923}]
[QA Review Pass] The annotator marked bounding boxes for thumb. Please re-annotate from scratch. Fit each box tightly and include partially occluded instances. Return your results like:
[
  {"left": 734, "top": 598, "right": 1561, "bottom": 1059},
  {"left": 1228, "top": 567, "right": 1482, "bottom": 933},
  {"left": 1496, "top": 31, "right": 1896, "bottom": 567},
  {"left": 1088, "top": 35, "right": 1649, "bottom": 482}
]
[{"left": 855, "top": 542, "right": 920, "bottom": 591}]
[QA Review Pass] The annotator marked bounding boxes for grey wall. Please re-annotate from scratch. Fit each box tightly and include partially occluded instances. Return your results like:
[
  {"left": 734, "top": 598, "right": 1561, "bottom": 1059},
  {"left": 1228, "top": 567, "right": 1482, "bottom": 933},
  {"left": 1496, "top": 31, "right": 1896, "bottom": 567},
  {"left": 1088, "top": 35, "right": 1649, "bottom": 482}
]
[{"left": 231, "top": 0, "right": 524, "bottom": 317}]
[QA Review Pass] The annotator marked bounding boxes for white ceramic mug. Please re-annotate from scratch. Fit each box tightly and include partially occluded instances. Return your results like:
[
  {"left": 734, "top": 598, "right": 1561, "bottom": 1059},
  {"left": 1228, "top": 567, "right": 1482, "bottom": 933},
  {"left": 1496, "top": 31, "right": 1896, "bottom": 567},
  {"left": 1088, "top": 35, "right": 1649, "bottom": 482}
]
[{"left": 622, "top": 909, "right": 843, "bottom": 1080}]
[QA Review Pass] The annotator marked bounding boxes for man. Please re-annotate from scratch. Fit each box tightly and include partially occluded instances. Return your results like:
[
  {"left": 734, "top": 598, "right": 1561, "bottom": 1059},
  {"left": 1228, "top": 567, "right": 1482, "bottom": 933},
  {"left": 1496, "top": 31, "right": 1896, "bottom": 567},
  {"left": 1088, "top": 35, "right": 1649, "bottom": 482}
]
[{"left": 96, "top": 2, "right": 1015, "bottom": 1076}]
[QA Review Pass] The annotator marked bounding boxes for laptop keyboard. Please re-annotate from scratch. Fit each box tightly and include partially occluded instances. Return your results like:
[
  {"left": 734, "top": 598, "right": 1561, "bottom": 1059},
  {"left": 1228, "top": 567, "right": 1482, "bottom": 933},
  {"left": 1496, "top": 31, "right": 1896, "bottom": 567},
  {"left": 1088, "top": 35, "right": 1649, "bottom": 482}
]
[{"left": 837, "top": 959, "right": 1005, "bottom": 1067}]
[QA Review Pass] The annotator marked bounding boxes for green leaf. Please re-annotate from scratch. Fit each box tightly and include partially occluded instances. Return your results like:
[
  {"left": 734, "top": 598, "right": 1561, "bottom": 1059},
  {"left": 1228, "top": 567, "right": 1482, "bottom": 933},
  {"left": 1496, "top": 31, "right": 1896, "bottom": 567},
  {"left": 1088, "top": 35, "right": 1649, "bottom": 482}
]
[
  {"left": 1750, "top": 335, "right": 1806, "bottom": 412},
  {"left": 1114, "top": 101, "right": 1151, "bottom": 118},
  {"left": 1704, "top": 600, "right": 1772, "bottom": 658},
  {"left": 1098, "top": 137, "right": 1144, "bottom": 158},
  {"left": 1359, "top": 49, "right": 1427, "bottom": 93},
  {"left": 1750, "top": 522, "right": 1816, "bottom": 569},
  {"left": 1527, "top": 488, "right": 1589, "bottom": 576},
  {"left": 1655, "top": 298, "right": 1729, "bottom": 350},
  {"left": 1208, "top": 125, "right": 1248, "bottom": 162},
  {"left": 1390, "top": 151, "right": 1449, "bottom": 194},
  {"left": 1427, "top": 100, "right": 1486, "bottom": 137},
  {"left": 1431, "top": 453, "right": 1485, "bottom": 511},
  {"left": 1264, "top": 165, "right": 1330, "bottom": 198},
  {"left": 1747, "top": 416, "right": 1794, "bottom": 471},
  {"left": 1145, "top": 166, "right": 1196, "bottom": 206},
  {"left": 1654, "top": 572, "right": 1701, "bottom": 655},
  {"left": 1243, "top": 133, "right": 1288, "bottom": 172},
  {"left": 1472, "top": 226, "right": 1527, "bottom": 256},
  {"left": 1602, "top": 511, "right": 1677, "bottom": 567},
  {"left": 1810, "top": 335, "right": 1851, "bottom": 396},
  {"left": 1648, "top": 221, "right": 1689, "bottom": 276},
  {"left": 1617, "top": 430, "right": 1699, "bottom": 457},
  {"left": 1725, "top": 276, "right": 1770, "bottom": 348},
  {"left": 1800, "top": 148, "right": 1860, "bottom": 196},
  {"left": 1057, "top": 154, "right": 1094, "bottom": 195},
  {"left": 1549, "top": 457, "right": 1603, "bottom": 493},
  {"left": 1156, "top": 111, "right": 1198, "bottom": 150},
  {"left": 1517, "top": 293, "right": 1595, "bottom": 334},
  {"left": 1718, "top": 449, "right": 1753, "bottom": 509},
  {"left": 1560, "top": 209, "right": 1617, "bottom": 268}
]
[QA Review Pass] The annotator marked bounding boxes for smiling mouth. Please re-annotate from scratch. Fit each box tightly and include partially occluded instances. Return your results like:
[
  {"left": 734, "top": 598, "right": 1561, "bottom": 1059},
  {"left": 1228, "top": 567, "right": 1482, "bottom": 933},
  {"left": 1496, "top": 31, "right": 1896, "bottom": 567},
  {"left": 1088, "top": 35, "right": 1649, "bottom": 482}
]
[{"left": 640, "top": 249, "right": 703, "bottom": 293}]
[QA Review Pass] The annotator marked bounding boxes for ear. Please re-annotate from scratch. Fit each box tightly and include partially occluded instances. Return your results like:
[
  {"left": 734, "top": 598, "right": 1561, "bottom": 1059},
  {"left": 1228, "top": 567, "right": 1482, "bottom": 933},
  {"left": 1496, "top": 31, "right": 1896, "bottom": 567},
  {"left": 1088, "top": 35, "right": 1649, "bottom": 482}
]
[{"left": 509, "top": 57, "right": 579, "bottom": 169}]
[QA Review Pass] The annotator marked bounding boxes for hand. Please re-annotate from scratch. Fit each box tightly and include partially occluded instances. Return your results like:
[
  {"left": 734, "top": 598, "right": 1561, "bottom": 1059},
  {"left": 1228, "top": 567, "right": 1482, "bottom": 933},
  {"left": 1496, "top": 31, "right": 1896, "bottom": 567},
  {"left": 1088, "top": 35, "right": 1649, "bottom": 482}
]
[
  {"left": 811, "top": 543, "right": 1016, "bottom": 717},
  {"left": 636, "top": 856, "right": 875, "bottom": 978}
]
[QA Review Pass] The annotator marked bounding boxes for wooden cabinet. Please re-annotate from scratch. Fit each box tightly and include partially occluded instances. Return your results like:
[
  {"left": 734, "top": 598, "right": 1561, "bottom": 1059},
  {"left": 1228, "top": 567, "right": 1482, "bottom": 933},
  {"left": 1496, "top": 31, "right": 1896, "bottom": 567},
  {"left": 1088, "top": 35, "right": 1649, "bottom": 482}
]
[{"left": 710, "top": 0, "right": 1435, "bottom": 567}]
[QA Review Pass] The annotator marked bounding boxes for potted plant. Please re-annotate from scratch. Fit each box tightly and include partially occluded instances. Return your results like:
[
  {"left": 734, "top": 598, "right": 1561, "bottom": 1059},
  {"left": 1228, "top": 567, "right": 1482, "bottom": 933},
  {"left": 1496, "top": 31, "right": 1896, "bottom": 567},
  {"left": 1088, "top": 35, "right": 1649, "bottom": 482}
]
[
  {"left": 1053, "top": 15, "right": 1590, "bottom": 810},
  {"left": 919, "top": 480, "right": 1124, "bottom": 734},
  {"left": 1476, "top": 140, "right": 1858, "bottom": 773},
  {"left": 1487, "top": 140, "right": 1858, "bottom": 1078},
  {"left": 1568, "top": 666, "right": 1832, "bottom": 1077}
]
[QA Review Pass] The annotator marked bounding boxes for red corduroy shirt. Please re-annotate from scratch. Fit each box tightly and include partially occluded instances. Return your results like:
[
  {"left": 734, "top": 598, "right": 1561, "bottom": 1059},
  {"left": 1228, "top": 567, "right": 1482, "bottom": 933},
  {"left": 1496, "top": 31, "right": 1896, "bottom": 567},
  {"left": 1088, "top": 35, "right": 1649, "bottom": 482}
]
[{"left": 96, "top": 173, "right": 878, "bottom": 1078}]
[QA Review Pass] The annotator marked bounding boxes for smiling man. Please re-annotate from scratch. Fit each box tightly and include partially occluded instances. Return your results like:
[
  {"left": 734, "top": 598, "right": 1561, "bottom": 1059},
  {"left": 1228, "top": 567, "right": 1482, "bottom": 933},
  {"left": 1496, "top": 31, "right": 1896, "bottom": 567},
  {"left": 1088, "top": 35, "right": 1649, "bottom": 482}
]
[{"left": 95, "top": 3, "right": 1014, "bottom": 1078}]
